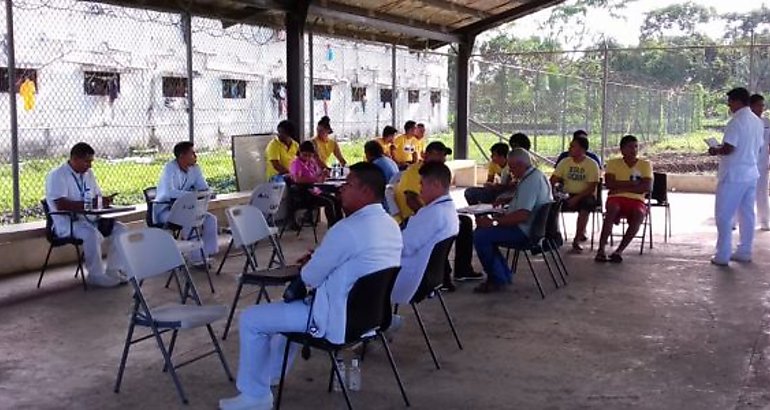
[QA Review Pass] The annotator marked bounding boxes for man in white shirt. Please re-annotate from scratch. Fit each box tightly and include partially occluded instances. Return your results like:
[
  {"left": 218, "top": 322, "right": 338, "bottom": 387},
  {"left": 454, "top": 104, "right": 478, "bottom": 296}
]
[
  {"left": 391, "top": 162, "right": 459, "bottom": 304},
  {"left": 750, "top": 94, "right": 770, "bottom": 230},
  {"left": 44, "top": 143, "right": 126, "bottom": 287},
  {"left": 155, "top": 141, "right": 218, "bottom": 263},
  {"left": 219, "top": 162, "right": 402, "bottom": 410},
  {"left": 709, "top": 87, "right": 765, "bottom": 265}
]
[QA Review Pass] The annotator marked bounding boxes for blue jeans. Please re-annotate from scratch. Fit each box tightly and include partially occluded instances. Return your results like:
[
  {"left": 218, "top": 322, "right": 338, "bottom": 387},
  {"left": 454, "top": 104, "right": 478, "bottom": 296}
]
[{"left": 473, "top": 226, "right": 529, "bottom": 285}]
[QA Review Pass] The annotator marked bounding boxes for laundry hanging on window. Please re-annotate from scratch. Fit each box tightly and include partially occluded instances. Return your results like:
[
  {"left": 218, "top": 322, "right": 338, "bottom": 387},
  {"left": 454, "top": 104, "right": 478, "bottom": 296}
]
[
  {"left": 107, "top": 76, "right": 120, "bottom": 104},
  {"left": 19, "top": 78, "right": 35, "bottom": 111}
]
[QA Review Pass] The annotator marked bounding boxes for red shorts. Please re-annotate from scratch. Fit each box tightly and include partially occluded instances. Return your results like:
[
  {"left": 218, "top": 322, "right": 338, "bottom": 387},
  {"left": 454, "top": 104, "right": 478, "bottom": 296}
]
[{"left": 606, "top": 196, "right": 647, "bottom": 224}]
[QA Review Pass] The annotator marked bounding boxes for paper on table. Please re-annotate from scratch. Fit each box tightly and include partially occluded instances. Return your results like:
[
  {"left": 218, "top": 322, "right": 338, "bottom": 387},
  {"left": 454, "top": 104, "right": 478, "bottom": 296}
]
[{"left": 703, "top": 137, "right": 719, "bottom": 148}]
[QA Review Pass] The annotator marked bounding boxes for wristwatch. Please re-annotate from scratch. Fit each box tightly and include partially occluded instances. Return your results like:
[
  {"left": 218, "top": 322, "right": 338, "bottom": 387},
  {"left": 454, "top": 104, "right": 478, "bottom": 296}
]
[{"left": 486, "top": 214, "right": 499, "bottom": 227}]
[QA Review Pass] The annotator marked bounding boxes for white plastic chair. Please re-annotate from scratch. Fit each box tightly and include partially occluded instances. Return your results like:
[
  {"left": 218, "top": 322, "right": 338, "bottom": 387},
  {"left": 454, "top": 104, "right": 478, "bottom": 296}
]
[
  {"left": 165, "top": 191, "right": 215, "bottom": 293},
  {"left": 112, "top": 228, "right": 233, "bottom": 405},
  {"left": 221, "top": 205, "right": 296, "bottom": 340}
]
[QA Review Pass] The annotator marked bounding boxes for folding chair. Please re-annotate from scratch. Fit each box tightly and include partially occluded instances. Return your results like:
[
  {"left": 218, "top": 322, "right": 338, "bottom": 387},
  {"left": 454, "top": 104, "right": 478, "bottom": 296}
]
[
  {"left": 559, "top": 178, "right": 603, "bottom": 250},
  {"left": 649, "top": 172, "right": 671, "bottom": 243},
  {"left": 215, "top": 182, "right": 285, "bottom": 276},
  {"left": 544, "top": 200, "right": 569, "bottom": 284},
  {"left": 142, "top": 187, "right": 165, "bottom": 229},
  {"left": 404, "top": 236, "right": 463, "bottom": 370},
  {"left": 221, "top": 205, "right": 292, "bottom": 340},
  {"left": 37, "top": 199, "right": 86, "bottom": 290},
  {"left": 279, "top": 183, "right": 321, "bottom": 244},
  {"left": 164, "top": 191, "right": 216, "bottom": 293},
  {"left": 609, "top": 197, "right": 652, "bottom": 255},
  {"left": 113, "top": 228, "right": 233, "bottom": 405},
  {"left": 500, "top": 202, "right": 560, "bottom": 299},
  {"left": 275, "top": 266, "right": 408, "bottom": 410}
]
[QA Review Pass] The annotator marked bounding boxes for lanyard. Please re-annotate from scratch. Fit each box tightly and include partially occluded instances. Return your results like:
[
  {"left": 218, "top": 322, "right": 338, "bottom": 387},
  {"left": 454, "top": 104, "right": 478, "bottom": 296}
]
[{"left": 70, "top": 171, "right": 87, "bottom": 198}]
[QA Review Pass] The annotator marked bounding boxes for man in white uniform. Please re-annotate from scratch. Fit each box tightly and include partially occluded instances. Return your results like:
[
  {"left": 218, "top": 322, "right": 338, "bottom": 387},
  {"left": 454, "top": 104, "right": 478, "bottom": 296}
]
[
  {"left": 154, "top": 141, "right": 218, "bottom": 263},
  {"left": 45, "top": 143, "right": 126, "bottom": 287},
  {"left": 750, "top": 94, "right": 770, "bottom": 230},
  {"left": 709, "top": 87, "right": 765, "bottom": 265},
  {"left": 219, "top": 162, "right": 402, "bottom": 410},
  {"left": 391, "top": 162, "right": 459, "bottom": 305}
]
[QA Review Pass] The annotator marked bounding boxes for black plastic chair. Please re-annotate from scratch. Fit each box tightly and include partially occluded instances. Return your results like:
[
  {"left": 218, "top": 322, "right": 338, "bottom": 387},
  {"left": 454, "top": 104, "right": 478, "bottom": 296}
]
[
  {"left": 544, "top": 200, "right": 569, "bottom": 284},
  {"left": 649, "top": 172, "right": 671, "bottom": 243},
  {"left": 275, "top": 266, "right": 409, "bottom": 410},
  {"left": 38, "top": 199, "right": 86, "bottom": 290},
  {"left": 406, "top": 236, "right": 463, "bottom": 370},
  {"left": 279, "top": 184, "right": 321, "bottom": 244},
  {"left": 500, "top": 202, "right": 559, "bottom": 299},
  {"left": 560, "top": 179, "right": 603, "bottom": 250}
]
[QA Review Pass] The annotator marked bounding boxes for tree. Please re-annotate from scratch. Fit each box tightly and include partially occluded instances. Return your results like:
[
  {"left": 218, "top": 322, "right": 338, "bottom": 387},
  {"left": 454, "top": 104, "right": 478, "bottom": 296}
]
[{"left": 639, "top": 2, "right": 714, "bottom": 42}]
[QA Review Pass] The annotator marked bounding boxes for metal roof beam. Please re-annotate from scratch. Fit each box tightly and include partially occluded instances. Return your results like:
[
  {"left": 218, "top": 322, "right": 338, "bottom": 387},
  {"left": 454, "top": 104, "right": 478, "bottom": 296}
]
[
  {"left": 413, "top": 0, "right": 490, "bottom": 19},
  {"left": 458, "top": 0, "right": 564, "bottom": 37}
]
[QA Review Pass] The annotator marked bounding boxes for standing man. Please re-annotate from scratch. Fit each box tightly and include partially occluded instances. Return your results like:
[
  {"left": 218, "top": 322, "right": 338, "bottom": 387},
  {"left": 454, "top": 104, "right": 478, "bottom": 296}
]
[
  {"left": 709, "top": 87, "right": 765, "bottom": 265},
  {"left": 265, "top": 120, "right": 299, "bottom": 181},
  {"left": 414, "top": 123, "right": 427, "bottom": 161},
  {"left": 393, "top": 120, "right": 419, "bottom": 168},
  {"left": 45, "top": 143, "right": 126, "bottom": 287},
  {"left": 155, "top": 141, "right": 218, "bottom": 264},
  {"left": 219, "top": 162, "right": 401, "bottom": 410},
  {"left": 750, "top": 94, "right": 770, "bottom": 230}
]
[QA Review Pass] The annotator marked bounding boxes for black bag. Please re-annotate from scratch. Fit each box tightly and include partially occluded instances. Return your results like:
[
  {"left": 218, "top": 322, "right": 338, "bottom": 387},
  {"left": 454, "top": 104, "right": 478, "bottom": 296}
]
[{"left": 283, "top": 277, "right": 308, "bottom": 303}]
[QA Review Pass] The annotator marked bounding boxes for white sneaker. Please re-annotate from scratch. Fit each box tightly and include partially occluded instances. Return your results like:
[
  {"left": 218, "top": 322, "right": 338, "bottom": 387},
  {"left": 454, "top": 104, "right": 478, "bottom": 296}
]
[
  {"left": 730, "top": 254, "right": 752, "bottom": 263},
  {"left": 86, "top": 274, "right": 122, "bottom": 288},
  {"left": 219, "top": 393, "right": 273, "bottom": 410},
  {"left": 710, "top": 257, "right": 729, "bottom": 267}
]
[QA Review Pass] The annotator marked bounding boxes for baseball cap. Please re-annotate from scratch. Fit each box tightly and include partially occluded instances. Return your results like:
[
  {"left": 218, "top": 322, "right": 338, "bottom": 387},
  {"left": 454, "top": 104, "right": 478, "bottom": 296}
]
[{"left": 424, "top": 141, "right": 453, "bottom": 156}]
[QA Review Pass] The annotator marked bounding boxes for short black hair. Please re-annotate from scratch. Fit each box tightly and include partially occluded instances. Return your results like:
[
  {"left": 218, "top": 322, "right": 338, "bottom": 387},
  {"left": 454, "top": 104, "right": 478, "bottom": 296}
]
[
  {"left": 382, "top": 125, "right": 398, "bottom": 138},
  {"left": 404, "top": 120, "right": 417, "bottom": 132},
  {"left": 619, "top": 134, "right": 638, "bottom": 148},
  {"left": 750, "top": 94, "right": 765, "bottom": 105},
  {"left": 317, "top": 116, "right": 333, "bottom": 133},
  {"left": 299, "top": 141, "right": 315, "bottom": 153},
  {"left": 509, "top": 133, "right": 531, "bottom": 151},
  {"left": 419, "top": 161, "right": 451, "bottom": 189},
  {"left": 364, "top": 140, "right": 384, "bottom": 159},
  {"left": 70, "top": 142, "right": 95, "bottom": 158},
  {"left": 573, "top": 129, "right": 588, "bottom": 139},
  {"left": 572, "top": 136, "right": 589, "bottom": 151},
  {"left": 349, "top": 161, "right": 385, "bottom": 201},
  {"left": 173, "top": 141, "right": 194, "bottom": 159},
  {"left": 277, "top": 120, "right": 297, "bottom": 139},
  {"left": 490, "top": 142, "right": 509, "bottom": 157},
  {"left": 727, "top": 87, "right": 751, "bottom": 105},
  {"left": 417, "top": 123, "right": 425, "bottom": 128}
]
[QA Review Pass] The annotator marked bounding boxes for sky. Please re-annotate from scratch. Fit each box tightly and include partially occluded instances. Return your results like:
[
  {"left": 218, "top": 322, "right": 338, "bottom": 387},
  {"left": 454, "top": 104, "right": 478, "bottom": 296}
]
[{"left": 495, "top": 0, "right": 769, "bottom": 47}]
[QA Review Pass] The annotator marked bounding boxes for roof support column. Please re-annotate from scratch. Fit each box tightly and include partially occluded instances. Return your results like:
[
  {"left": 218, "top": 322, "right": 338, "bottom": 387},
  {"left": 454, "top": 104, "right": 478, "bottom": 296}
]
[
  {"left": 182, "top": 12, "right": 194, "bottom": 144},
  {"left": 286, "top": 1, "right": 309, "bottom": 141},
  {"left": 454, "top": 34, "right": 475, "bottom": 159}
]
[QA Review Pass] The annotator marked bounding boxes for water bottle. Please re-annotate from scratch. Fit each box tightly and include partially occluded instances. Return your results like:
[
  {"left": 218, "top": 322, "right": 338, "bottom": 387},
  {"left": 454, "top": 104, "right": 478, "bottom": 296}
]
[
  {"left": 347, "top": 359, "right": 361, "bottom": 392},
  {"left": 83, "top": 188, "right": 93, "bottom": 211},
  {"left": 332, "top": 358, "right": 346, "bottom": 392}
]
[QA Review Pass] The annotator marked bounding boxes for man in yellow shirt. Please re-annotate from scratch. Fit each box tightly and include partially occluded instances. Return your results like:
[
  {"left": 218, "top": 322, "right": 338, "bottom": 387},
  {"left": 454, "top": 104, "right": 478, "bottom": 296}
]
[
  {"left": 551, "top": 137, "right": 600, "bottom": 252},
  {"left": 464, "top": 143, "right": 510, "bottom": 205},
  {"left": 394, "top": 141, "right": 452, "bottom": 224},
  {"left": 414, "top": 123, "right": 427, "bottom": 161},
  {"left": 312, "top": 116, "right": 346, "bottom": 168},
  {"left": 595, "top": 135, "right": 652, "bottom": 263},
  {"left": 377, "top": 125, "right": 398, "bottom": 159},
  {"left": 265, "top": 120, "right": 299, "bottom": 180},
  {"left": 392, "top": 120, "right": 419, "bottom": 168}
]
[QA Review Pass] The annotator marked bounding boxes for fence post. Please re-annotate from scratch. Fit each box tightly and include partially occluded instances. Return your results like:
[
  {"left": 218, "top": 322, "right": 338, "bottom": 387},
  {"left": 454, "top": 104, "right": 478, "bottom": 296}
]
[
  {"left": 182, "top": 12, "right": 194, "bottom": 144},
  {"left": 308, "top": 31, "right": 314, "bottom": 134},
  {"left": 391, "top": 44, "right": 397, "bottom": 128},
  {"left": 599, "top": 43, "right": 609, "bottom": 165},
  {"left": 749, "top": 30, "right": 756, "bottom": 92},
  {"left": 6, "top": 0, "right": 20, "bottom": 223}
]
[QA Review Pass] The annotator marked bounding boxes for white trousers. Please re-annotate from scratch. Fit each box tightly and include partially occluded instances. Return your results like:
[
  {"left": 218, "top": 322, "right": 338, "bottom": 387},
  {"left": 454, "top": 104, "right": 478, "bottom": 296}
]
[
  {"left": 181, "top": 212, "right": 219, "bottom": 262},
  {"left": 71, "top": 220, "right": 127, "bottom": 279},
  {"left": 236, "top": 301, "right": 306, "bottom": 398},
  {"left": 715, "top": 179, "right": 757, "bottom": 261},
  {"left": 757, "top": 146, "right": 769, "bottom": 226}
]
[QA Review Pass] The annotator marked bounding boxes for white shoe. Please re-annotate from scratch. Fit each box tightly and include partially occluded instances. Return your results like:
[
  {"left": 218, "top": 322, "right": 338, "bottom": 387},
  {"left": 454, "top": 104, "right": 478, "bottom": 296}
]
[
  {"left": 219, "top": 392, "right": 273, "bottom": 410},
  {"left": 710, "top": 258, "right": 729, "bottom": 267},
  {"left": 86, "top": 274, "right": 122, "bottom": 288},
  {"left": 730, "top": 254, "right": 752, "bottom": 263}
]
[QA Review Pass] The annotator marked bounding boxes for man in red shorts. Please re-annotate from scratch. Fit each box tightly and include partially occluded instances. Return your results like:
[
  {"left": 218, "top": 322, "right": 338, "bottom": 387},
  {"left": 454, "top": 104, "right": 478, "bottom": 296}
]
[{"left": 594, "top": 135, "right": 652, "bottom": 263}]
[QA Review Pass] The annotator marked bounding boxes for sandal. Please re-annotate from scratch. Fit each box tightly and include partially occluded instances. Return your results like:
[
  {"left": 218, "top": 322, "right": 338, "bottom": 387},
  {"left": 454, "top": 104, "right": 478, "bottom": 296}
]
[
  {"left": 609, "top": 253, "right": 623, "bottom": 263},
  {"left": 594, "top": 252, "right": 609, "bottom": 263}
]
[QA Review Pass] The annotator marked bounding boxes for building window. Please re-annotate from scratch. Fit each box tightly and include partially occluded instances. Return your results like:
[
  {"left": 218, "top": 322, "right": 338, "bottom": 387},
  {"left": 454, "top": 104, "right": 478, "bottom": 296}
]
[
  {"left": 84, "top": 71, "right": 120, "bottom": 96},
  {"left": 162, "top": 76, "right": 187, "bottom": 98},
  {"left": 380, "top": 88, "right": 393, "bottom": 104},
  {"left": 351, "top": 86, "right": 366, "bottom": 102},
  {"left": 408, "top": 90, "right": 420, "bottom": 104},
  {"left": 222, "top": 79, "right": 246, "bottom": 99},
  {"left": 313, "top": 84, "right": 332, "bottom": 101},
  {"left": 430, "top": 90, "right": 441, "bottom": 105},
  {"left": 0, "top": 68, "right": 38, "bottom": 93}
]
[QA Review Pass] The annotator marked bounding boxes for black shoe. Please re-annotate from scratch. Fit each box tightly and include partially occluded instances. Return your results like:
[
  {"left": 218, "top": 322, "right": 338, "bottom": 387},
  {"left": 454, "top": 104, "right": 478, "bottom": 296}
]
[
  {"left": 455, "top": 271, "right": 484, "bottom": 281},
  {"left": 440, "top": 282, "right": 456, "bottom": 292}
]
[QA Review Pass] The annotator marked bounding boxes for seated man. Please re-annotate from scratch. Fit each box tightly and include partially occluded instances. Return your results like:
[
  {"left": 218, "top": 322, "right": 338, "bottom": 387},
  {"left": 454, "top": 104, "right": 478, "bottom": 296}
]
[
  {"left": 472, "top": 148, "right": 552, "bottom": 294},
  {"left": 393, "top": 141, "right": 452, "bottom": 224},
  {"left": 392, "top": 120, "right": 419, "bottom": 168},
  {"left": 44, "top": 142, "right": 126, "bottom": 287},
  {"left": 391, "top": 162, "right": 460, "bottom": 305},
  {"left": 595, "top": 135, "right": 652, "bottom": 263},
  {"left": 155, "top": 141, "right": 218, "bottom": 264},
  {"left": 266, "top": 120, "right": 299, "bottom": 181},
  {"left": 364, "top": 140, "right": 399, "bottom": 184},
  {"left": 464, "top": 142, "right": 510, "bottom": 205},
  {"left": 555, "top": 130, "right": 602, "bottom": 168},
  {"left": 550, "top": 136, "right": 600, "bottom": 252},
  {"left": 289, "top": 141, "right": 344, "bottom": 227},
  {"left": 219, "top": 162, "right": 402, "bottom": 410},
  {"left": 377, "top": 125, "right": 398, "bottom": 159}
]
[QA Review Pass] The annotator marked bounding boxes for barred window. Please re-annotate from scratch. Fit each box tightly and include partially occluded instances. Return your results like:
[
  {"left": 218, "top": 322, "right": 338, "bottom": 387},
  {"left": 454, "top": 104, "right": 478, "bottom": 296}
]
[{"left": 162, "top": 76, "right": 187, "bottom": 98}]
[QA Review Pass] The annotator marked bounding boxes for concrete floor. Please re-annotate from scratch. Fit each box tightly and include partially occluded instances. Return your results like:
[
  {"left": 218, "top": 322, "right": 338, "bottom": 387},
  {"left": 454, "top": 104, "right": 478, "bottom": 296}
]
[{"left": 3, "top": 192, "right": 770, "bottom": 410}]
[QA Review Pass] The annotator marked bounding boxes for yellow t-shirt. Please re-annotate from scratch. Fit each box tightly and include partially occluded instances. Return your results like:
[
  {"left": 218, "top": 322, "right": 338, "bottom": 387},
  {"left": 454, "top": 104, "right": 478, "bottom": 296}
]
[
  {"left": 413, "top": 137, "right": 426, "bottom": 160},
  {"left": 377, "top": 138, "right": 393, "bottom": 158},
  {"left": 312, "top": 136, "right": 338, "bottom": 166},
  {"left": 393, "top": 134, "right": 417, "bottom": 164},
  {"left": 265, "top": 137, "right": 299, "bottom": 179},
  {"left": 394, "top": 162, "right": 422, "bottom": 221},
  {"left": 553, "top": 156, "right": 600, "bottom": 195},
  {"left": 605, "top": 157, "right": 653, "bottom": 202},
  {"left": 487, "top": 162, "right": 504, "bottom": 182}
]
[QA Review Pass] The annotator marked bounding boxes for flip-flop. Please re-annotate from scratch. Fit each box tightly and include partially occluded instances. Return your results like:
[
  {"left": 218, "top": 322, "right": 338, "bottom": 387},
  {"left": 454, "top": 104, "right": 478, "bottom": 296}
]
[
  {"left": 609, "top": 253, "right": 623, "bottom": 263},
  {"left": 570, "top": 243, "right": 583, "bottom": 254},
  {"left": 594, "top": 253, "right": 609, "bottom": 262}
]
